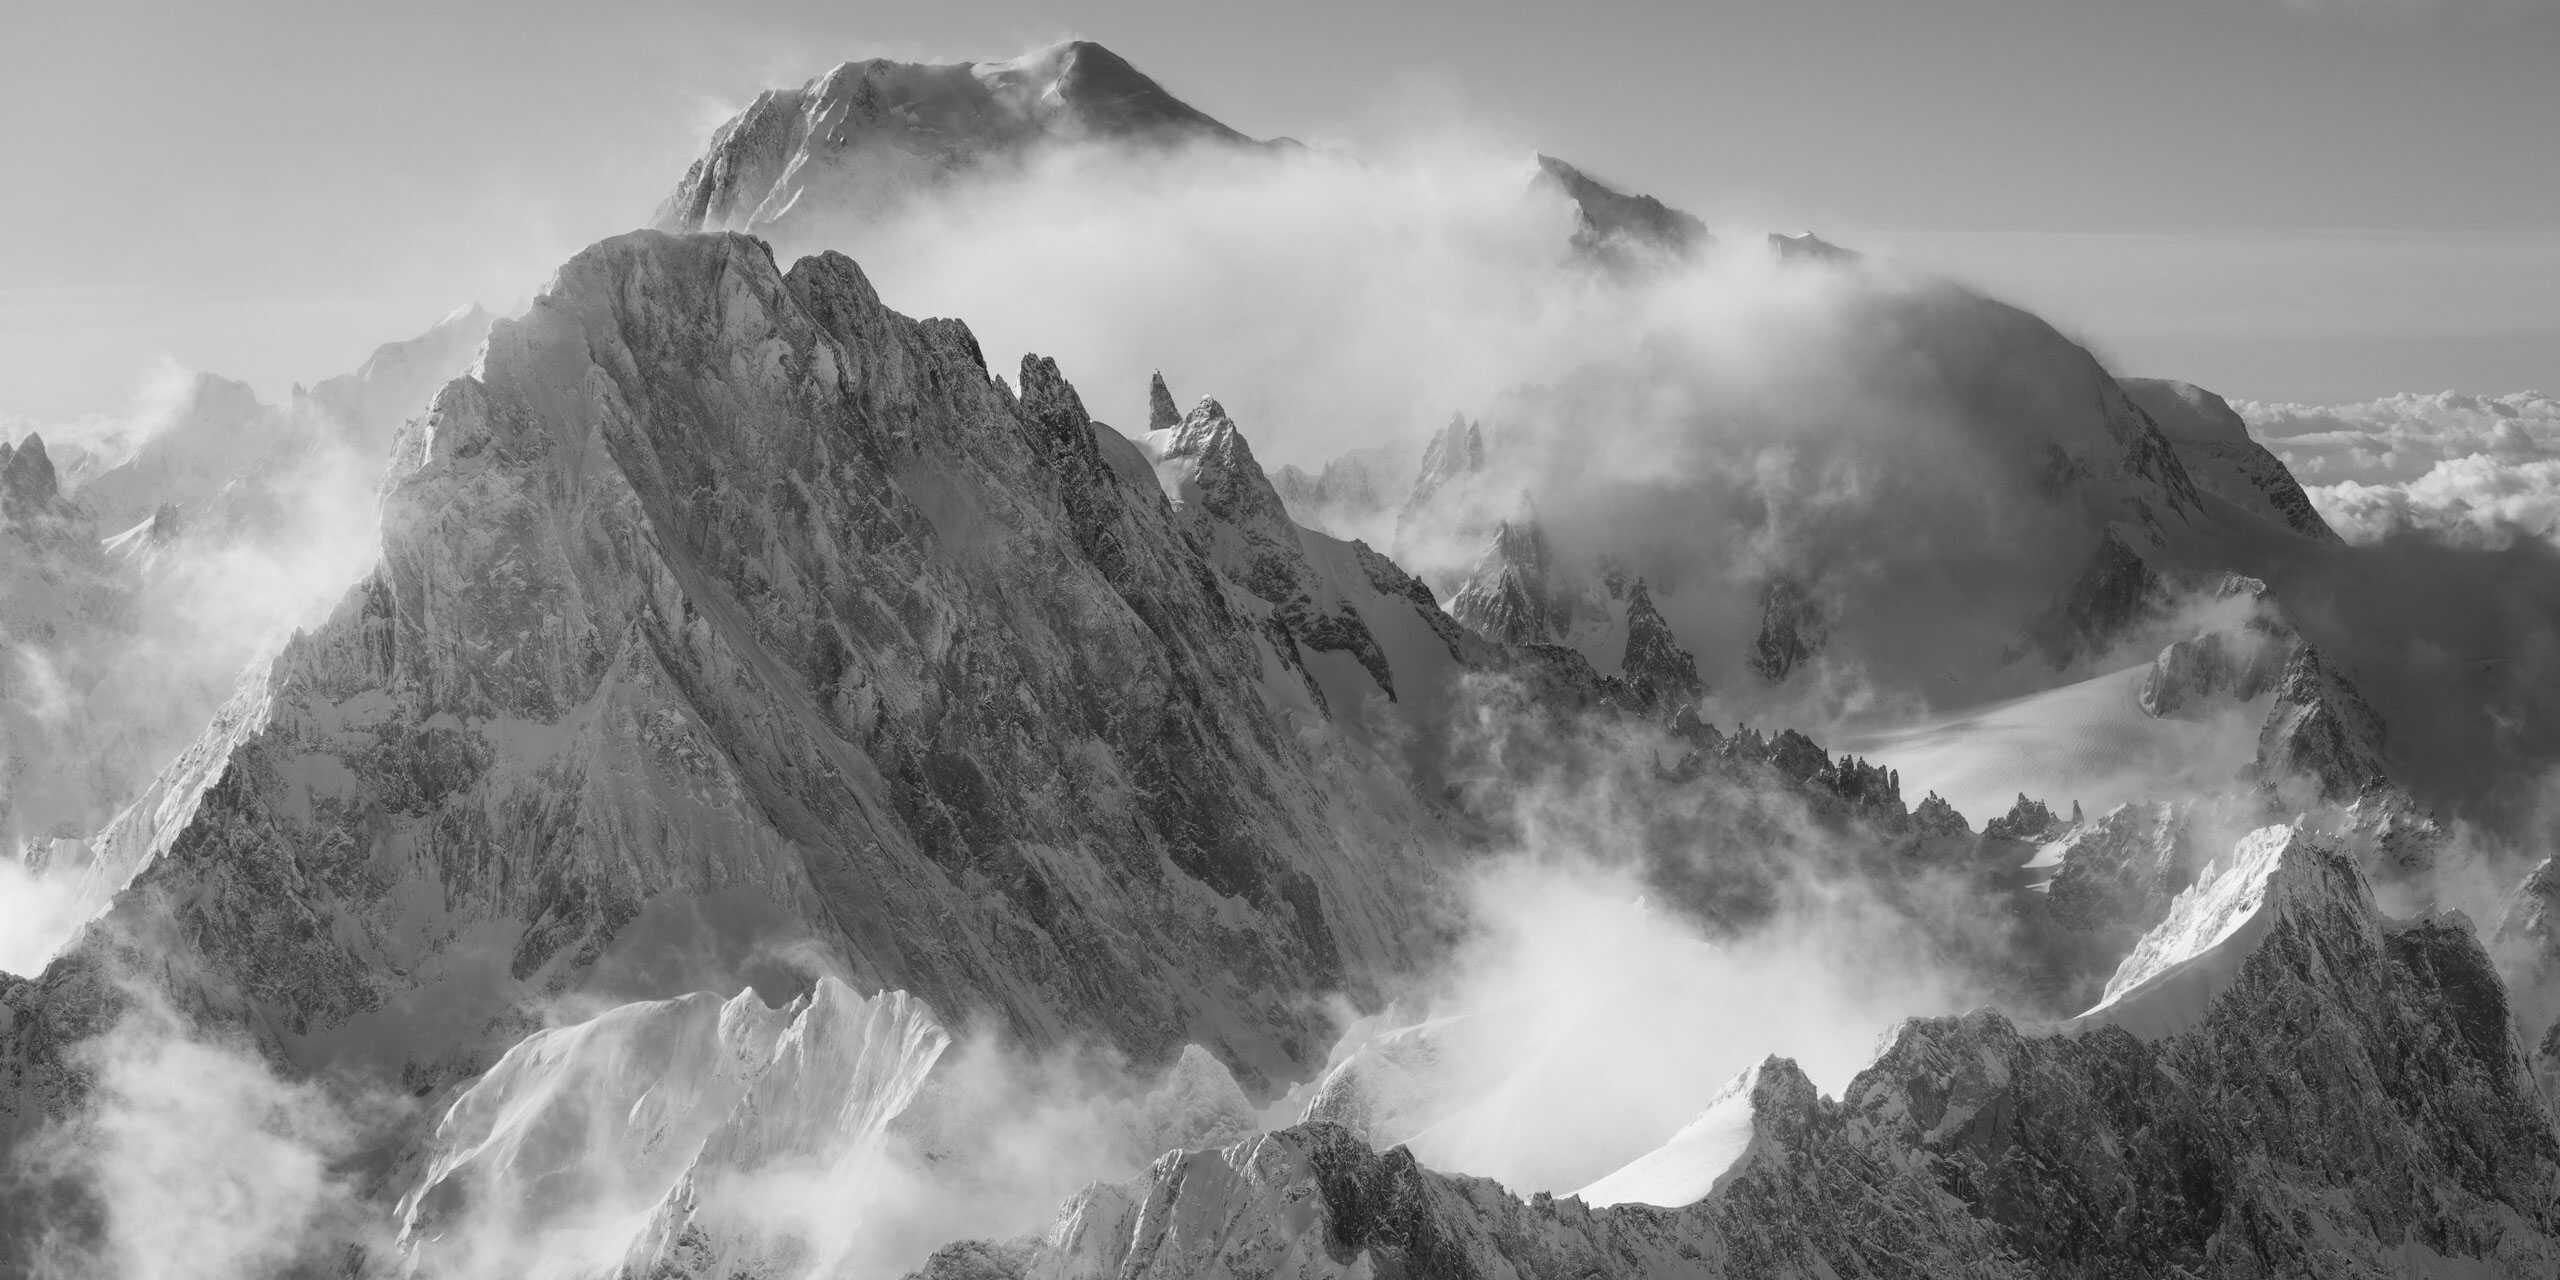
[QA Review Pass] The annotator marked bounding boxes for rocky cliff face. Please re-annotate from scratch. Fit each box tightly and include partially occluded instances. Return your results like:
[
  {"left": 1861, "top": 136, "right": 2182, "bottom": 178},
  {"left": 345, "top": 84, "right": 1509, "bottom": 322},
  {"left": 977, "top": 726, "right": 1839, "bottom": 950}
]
[
  {"left": 1532, "top": 153, "right": 1708, "bottom": 265},
  {"left": 1616, "top": 581, "right": 1703, "bottom": 714},
  {"left": 0, "top": 231, "right": 1472, "bottom": 1150},
  {"left": 1746, "top": 574, "right": 1827, "bottom": 683},
  {"left": 1447, "top": 519, "right": 1574, "bottom": 647},
  {"left": 1, "top": 434, "right": 67, "bottom": 523},
  {"left": 2122, "top": 378, "right": 2341, "bottom": 544},
  {"left": 1, "top": 434, "right": 136, "bottom": 845},
  {"left": 1142, "top": 389, "right": 1479, "bottom": 718}
]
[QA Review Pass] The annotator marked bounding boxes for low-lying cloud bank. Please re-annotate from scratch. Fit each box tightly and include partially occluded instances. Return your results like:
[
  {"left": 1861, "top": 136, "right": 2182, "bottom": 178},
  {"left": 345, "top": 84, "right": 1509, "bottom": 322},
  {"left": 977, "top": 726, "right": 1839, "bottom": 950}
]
[
  {"left": 2242, "top": 390, "right": 2560, "bottom": 548},
  {"left": 17, "top": 986, "right": 399, "bottom": 1280}
]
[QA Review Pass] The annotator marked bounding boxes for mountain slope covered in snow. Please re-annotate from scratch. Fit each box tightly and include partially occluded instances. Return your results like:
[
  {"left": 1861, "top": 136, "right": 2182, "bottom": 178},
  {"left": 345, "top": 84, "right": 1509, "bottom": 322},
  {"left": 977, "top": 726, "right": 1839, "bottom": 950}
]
[
  {"left": 658, "top": 40, "right": 1255, "bottom": 240},
  {"left": 8, "top": 34, "right": 2560, "bottom": 1280}
]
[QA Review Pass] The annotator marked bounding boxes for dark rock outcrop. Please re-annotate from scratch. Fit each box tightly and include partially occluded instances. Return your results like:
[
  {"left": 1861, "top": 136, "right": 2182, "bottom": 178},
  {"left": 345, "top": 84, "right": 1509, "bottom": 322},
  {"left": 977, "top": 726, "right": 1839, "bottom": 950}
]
[
  {"left": 1747, "top": 574, "right": 1827, "bottom": 683},
  {"left": 1617, "top": 581, "right": 1703, "bottom": 714},
  {"left": 1533, "top": 154, "right": 1708, "bottom": 262}
]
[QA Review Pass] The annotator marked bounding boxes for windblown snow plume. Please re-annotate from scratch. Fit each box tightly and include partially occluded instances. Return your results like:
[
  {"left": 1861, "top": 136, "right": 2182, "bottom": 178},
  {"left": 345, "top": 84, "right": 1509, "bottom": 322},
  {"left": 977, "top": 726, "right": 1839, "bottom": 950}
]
[{"left": 393, "top": 980, "right": 1265, "bottom": 1279}]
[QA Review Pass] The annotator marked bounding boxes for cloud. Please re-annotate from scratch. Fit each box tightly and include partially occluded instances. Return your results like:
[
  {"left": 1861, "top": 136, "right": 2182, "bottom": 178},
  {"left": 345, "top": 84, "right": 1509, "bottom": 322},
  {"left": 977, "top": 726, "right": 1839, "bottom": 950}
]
[
  {"left": 20, "top": 988, "right": 394, "bottom": 1280},
  {"left": 773, "top": 130, "right": 1607, "bottom": 465},
  {"left": 2313, "top": 456, "right": 2560, "bottom": 546},
  {"left": 2238, "top": 390, "right": 2560, "bottom": 548},
  {"left": 1262, "top": 677, "right": 2029, "bottom": 1196},
  {"left": 0, "top": 856, "right": 91, "bottom": 976},
  {"left": 0, "top": 358, "right": 204, "bottom": 477},
  {"left": 2274, "top": 0, "right": 2559, "bottom": 23},
  {"left": 2, "top": 306, "right": 480, "bottom": 970},
  {"left": 782, "top": 129, "right": 2224, "bottom": 732},
  {"left": 1319, "top": 854, "right": 1987, "bottom": 1194}
]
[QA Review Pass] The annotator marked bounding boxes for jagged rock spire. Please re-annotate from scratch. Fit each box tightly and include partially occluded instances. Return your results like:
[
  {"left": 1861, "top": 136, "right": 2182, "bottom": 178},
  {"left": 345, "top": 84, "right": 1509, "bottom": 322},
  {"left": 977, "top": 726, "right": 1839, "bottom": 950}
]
[
  {"left": 1910, "top": 791, "right": 1971, "bottom": 838},
  {"left": 1533, "top": 153, "right": 1707, "bottom": 260},
  {"left": 1409, "top": 413, "right": 1485, "bottom": 498},
  {"left": 1148, "top": 371, "right": 1180, "bottom": 432},
  {"left": 1748, "top": 574, "right": 1826, "bottom": 683},
  {"left": 2258, "top": 644, "right": 2389, "bottom": 803},
  {"left": 1986, "top": 794, "right": 2067, "bottom": 842},
  {"left": 1447, "top": 517, "right": 1570, "bottom": 646},
  {"left": 1, "top": 432, "right": 60, "bottom": 516},
  {"left": 1620, "top": 579, "right": 1704, "bottom": 714}
]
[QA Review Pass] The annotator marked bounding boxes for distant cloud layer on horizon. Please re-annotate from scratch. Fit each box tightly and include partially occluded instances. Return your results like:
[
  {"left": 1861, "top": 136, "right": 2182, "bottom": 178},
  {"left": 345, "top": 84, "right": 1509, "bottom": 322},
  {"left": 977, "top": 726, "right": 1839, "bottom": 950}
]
[
  {"left": 2238, "top": 389, "right": 2560, "bottom": 547},
  {"left": 2278, "top": 0, "right": 2560, "bottom": 22}
]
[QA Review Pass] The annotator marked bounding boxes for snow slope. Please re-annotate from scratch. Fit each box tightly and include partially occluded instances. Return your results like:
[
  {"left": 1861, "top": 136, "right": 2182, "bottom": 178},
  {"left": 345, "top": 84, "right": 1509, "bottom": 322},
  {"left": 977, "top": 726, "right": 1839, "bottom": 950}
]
[
  {"left": 2075, "top": 823, "right": 2307, "bottom": 1037},
  {"left": 1570, "top": 1062, "right": 1763, "bottom": 1208},
  {"left": 658, "top": 40, "right": 1254, "bottom": 240},
  {"left": 1837, "top": 662, "right": 2265, "bottom": 821},
  {"left": 398, "top": 979, "right": 949, "bottom": 1277}
]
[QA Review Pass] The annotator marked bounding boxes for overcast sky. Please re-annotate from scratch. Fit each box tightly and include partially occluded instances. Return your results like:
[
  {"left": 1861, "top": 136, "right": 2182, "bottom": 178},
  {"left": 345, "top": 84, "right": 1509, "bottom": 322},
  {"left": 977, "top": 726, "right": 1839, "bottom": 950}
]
[{"left": 4, "top": 0, "right": 2553, "bottom": 421}]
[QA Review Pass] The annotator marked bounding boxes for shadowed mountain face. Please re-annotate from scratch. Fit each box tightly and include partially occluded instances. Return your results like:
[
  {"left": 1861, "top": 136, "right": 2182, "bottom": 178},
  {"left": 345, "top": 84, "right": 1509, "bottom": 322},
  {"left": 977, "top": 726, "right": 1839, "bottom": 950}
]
[{"left": 1533, "top": 153, "right": 1709, "bottom": 261}]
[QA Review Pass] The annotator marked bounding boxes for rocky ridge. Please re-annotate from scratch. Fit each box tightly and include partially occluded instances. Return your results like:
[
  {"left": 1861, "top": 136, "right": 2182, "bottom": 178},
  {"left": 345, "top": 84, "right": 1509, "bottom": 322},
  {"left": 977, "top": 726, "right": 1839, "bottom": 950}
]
[
  {"left": 918, "top": 823, "right": 2560, "bottom": 1280},
  {"left": 0, "top": 229, "right": 1484, "bottom": 1185}
]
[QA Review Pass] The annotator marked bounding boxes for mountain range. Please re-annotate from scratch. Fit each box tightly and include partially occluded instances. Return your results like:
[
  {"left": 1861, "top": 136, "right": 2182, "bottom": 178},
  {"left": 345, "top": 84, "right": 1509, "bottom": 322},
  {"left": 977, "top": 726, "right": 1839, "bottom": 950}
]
[{"left": 5, "top": 37, "right": 2559, "bottom": 1280}]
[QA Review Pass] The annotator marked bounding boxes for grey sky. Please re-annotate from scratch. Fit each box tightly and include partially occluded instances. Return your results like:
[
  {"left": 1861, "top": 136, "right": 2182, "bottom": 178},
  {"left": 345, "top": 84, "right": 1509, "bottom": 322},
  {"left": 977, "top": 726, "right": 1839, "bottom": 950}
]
[{"left": 3, "top": 0, "right": 2553, "bottom": 421}]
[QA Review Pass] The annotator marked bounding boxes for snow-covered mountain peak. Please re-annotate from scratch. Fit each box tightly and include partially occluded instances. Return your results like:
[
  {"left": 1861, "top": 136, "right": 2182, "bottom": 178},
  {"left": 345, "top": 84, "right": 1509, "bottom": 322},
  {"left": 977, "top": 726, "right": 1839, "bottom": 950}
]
[
  {"left": 1145, "top": 393, "right": 1286, "bottom": 529},
  {"left": 659, "top": 40, "right": 1252, "bottom": 237},
  {"left": 2077, "top": 822, "right": 2373, "bottom": 1037},
  {"left": 967, "top": 40, "right": 1248, "bottom": 142}
]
